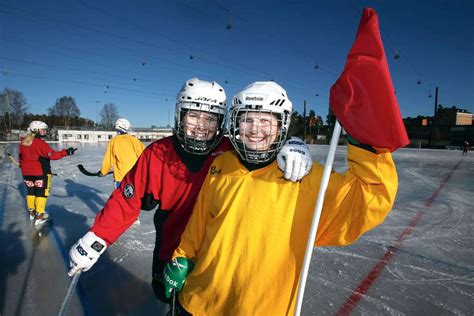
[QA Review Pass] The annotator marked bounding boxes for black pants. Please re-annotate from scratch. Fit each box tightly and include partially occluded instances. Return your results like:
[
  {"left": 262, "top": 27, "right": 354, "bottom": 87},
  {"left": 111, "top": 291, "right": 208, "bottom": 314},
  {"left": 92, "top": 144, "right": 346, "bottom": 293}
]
[{"left": 23, "top": 174, "right": 51, "bottom": 197}]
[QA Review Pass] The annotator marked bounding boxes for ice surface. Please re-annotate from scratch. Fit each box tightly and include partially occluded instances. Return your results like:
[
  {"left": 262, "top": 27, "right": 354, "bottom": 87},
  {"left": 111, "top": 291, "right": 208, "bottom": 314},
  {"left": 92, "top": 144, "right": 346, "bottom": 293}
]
[{"left": 1, "top": 142, "right": 473, "bottom": 315}]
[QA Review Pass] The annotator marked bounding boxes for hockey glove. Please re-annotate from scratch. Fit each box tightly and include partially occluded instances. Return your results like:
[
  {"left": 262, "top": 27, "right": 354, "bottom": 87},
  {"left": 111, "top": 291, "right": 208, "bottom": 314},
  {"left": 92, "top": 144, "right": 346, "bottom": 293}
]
[
  {"left": 66, "top": 147, "right": 78, "bottom": 155},
  {"left": 163, "top": 257, "right": 194, "bottom": 299},
  {"left": 277, "top": 137, "right": 313, "bottom": 182},
  {"left": 68, "top": 231, "right": 107, "bottom": 276}
]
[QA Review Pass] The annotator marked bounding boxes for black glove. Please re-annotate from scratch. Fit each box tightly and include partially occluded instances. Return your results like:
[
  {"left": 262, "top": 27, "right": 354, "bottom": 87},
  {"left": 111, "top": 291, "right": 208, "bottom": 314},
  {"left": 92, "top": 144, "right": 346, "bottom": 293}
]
[{"left": 66, "top": 147, "right": 78, "bottom": 155}]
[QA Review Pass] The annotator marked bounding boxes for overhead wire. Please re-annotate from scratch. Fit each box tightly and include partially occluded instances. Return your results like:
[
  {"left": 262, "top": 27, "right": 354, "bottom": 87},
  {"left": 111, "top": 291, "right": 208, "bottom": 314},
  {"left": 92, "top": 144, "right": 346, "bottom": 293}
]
[{"left": 2, "top": 1, "right": 358, "bottom": 115}]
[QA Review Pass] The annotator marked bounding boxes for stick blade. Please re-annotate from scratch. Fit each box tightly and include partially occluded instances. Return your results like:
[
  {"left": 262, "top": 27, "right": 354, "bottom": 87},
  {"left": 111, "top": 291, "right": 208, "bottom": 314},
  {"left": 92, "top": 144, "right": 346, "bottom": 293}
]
[{"left": 77, "top": 164, "right": 100, "bottom": 176}]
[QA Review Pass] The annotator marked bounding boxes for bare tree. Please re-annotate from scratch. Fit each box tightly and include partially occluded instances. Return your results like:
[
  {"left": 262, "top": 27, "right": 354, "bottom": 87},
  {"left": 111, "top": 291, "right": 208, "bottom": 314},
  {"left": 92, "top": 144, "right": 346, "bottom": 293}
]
[
  {"left": 0, "top": 88, "right": 29, "bottom": 133},
  {"left": 48, "top": 96, "right": 80, "bottom": 129},
  {"left": 99, "top": 103, "right": 119, "bottom": 130}
]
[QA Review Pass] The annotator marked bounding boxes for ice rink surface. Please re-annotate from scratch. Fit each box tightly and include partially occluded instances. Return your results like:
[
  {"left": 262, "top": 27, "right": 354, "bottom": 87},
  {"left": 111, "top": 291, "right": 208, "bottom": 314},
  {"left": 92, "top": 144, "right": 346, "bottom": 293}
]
[{"left": 1, "top": 142, "right": 473, "bottom": 315}]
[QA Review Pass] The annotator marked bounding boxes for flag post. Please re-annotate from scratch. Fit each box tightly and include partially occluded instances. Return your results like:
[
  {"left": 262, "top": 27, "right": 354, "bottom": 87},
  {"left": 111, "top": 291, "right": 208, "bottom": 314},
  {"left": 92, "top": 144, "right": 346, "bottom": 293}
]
[{"left": 294, "top": 120, "right": 342, "bottom": 316}]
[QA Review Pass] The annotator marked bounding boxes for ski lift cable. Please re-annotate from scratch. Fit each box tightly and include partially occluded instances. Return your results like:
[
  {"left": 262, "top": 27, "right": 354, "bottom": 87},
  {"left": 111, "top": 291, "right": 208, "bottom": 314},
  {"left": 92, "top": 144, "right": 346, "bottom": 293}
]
[
  {"left": 347, "top": 2, "right": 429, "bottom": 85},
  {"left": 76, "top": 0, "right": 194, "bottom": 51},
  {"left": 0, "top": 35, "right": 221, "bottom": 86},
  {"left": 0, "top": 4, "right": 286, "bottom": 87},
  {"left": 0, "top": 10, "right": 184, "bottom": 77},
  {"left": 0, "top": 3, "right": 188, "bottom": 57},
  {"left": 1, "top": 3, "right": 335, "bottom": 98},
  {"left": 179, "top": 0, "right": 342, "bottom": 79},
  {"left": 7, "top": 70, "right": 173, "bottom": 98},
  {"left": 5, "top": 2, "right": 341, "bottom": 111},
  {"left": 0, "top": 55, "right": 163, "bottom": 88}
]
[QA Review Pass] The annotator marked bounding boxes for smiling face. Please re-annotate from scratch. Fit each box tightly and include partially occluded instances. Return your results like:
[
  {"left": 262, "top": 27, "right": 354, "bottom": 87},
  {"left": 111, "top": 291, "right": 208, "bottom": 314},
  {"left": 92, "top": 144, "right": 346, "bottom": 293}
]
[
  {"left": 238, "top": 111, "right": 279, "bottom": 151},
  {"left": 37, "top": 129, "right": 48, "bottom": 137},
  {"left": 182, "top": 110, "right": 219, "bottom": 141}
]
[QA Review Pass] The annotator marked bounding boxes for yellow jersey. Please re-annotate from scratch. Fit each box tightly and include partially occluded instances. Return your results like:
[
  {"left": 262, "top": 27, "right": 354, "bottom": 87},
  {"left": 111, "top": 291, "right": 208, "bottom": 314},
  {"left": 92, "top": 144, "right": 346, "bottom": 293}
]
[
  {"left": 100, "top": 134, "right": 145, "bottom": 182},
  {"left": 173, "top": 144, "right": 398, "bottom": 315}
]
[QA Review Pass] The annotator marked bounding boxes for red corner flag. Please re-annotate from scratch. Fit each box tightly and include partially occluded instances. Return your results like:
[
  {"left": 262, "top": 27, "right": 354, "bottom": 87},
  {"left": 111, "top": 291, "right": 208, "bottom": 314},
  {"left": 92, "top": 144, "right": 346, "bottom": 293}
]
[{"left": 330, "top": 8, "right": 409, "bottom": 152}]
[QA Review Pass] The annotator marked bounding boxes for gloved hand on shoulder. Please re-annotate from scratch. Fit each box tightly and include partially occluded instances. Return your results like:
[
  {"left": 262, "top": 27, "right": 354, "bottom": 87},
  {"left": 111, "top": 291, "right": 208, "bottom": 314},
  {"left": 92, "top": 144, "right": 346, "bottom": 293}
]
[
  {"left": 68, "top": 231, "right": 107, "bottom": 276},
  {"left": 66, "top": 147, "right": 78, "bottom": 155},
  {"left": 163, "top": 257, "right": 194, "bottom": 299},
  {"left": 277, "top": 137, "right": 313, "bottom": 182}
]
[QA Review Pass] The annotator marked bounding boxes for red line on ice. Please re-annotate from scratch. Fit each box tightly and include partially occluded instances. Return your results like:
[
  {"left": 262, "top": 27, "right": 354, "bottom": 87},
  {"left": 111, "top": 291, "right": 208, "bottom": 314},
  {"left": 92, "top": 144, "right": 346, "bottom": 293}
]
[{"left": 335, "top": 157, "right": 463, "bottom": 316}]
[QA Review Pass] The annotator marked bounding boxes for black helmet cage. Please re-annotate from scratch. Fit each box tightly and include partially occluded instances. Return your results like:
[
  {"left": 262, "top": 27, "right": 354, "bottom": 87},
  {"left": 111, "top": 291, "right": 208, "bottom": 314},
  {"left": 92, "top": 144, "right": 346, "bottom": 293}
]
[
  {"left": 174, "top": 102, "right": 226, "bottom": 155},
  {"left": 229, "top": 106, "right": 291, "bottom": 164}
]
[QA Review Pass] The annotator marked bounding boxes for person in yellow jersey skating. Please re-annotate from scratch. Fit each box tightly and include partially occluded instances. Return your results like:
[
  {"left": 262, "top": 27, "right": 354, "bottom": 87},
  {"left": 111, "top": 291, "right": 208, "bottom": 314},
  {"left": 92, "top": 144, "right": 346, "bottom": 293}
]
[
  {"left": 99, "top": 118, "right": 145, "bottom": 189},
  {"left": 162, "top": 81, "right": 399, "bottom": 315}
]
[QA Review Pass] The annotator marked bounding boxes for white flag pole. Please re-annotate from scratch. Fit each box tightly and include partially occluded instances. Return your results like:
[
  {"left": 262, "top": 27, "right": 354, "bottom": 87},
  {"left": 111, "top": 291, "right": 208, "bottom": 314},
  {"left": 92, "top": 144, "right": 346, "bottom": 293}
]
[
  {"left": 58, "top": 271, "right": 82, "bottom": 316},
  {"left": 294, "top": 120, "right": 342, "bottom": 316}
]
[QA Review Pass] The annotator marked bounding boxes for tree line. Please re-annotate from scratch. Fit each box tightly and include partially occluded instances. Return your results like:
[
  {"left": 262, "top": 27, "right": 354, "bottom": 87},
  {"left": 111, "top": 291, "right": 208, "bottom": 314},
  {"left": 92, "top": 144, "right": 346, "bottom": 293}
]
[
  {"left": 0, "top": 88, "right": 121, "bottom": 134},
  {"left": 1, "top": 87, "right": 336, "bottom": 143}
]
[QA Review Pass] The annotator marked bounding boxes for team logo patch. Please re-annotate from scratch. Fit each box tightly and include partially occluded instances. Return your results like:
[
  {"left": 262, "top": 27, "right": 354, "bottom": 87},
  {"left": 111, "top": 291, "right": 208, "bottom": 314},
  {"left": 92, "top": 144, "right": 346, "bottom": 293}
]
[
  {"left": 123, "top": 184, "right": 134, "bottom": 198},
  {"left": 34, "top": 179, "right": 44, "bottom": 188},
  {"left": 24, "top": 180, "right": 34, "bottom": 187},
  {"left": 210, "top": 166, "right": 221, "bottom": 175}
]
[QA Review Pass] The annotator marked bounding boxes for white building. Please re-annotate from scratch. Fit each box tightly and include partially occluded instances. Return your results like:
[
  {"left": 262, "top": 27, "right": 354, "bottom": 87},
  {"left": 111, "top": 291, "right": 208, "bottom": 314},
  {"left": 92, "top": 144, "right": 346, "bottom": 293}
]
[{"left": 57, "top": 128, "right": 173, "bottom": 143}]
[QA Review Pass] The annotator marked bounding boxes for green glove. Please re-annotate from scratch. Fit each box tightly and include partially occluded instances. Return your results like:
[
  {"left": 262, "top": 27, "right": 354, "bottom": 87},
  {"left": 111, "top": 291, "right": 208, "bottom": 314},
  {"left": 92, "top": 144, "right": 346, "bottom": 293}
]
[
  {"left": 345, "top": 133, "right": 360, "bottom": 146},
  {"left": 163, "top": 257, "right": 194, "bottom": 299},
  {"left": 346, "top": 133, "right": 376, "bottom": 153}
]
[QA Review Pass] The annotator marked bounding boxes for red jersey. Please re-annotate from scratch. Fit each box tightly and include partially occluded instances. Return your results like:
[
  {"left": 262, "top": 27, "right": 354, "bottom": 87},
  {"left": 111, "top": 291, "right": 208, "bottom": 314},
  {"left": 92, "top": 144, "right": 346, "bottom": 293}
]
[
  {"left": 91, "top": 136, "right": 232, "bottom": 261},
  {"left": 19, "top": 136, "right": 67, "bottom": 176}
]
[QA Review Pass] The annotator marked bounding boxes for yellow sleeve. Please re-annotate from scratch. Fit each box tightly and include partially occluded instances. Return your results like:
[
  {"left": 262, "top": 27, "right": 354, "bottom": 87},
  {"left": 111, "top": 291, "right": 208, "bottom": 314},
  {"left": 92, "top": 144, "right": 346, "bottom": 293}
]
[
  {"left": 100, "top": 138, "right": 115, "bottom": 176},
  {"left": 173, "top": 174, "right": 212, "bottom": 260},
  {"left": 134, "top": 138, "right": 145, "bottom": 156},
  {"left": 315, "top": 144, "right": 398, "bottom": 246}
]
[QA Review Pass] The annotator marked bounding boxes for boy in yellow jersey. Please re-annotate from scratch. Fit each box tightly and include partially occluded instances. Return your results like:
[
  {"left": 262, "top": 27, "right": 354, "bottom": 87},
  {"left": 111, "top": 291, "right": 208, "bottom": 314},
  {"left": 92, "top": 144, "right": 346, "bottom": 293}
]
[
  {"left": 99, "top": 118, "right": 145, "bottom": 189},
  {"left": 163, "top": 81, "right": 399, "bottom": 315}
]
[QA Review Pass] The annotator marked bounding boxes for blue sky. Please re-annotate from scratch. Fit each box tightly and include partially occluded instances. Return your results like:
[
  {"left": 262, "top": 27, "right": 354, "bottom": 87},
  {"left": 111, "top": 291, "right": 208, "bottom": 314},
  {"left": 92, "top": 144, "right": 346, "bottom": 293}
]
[{"left": 1, "top": 0, "right": 473, "bottom": 128}]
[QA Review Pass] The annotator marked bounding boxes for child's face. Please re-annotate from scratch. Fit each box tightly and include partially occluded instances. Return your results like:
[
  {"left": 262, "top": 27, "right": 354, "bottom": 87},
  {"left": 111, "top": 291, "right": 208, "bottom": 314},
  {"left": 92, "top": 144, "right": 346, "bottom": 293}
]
[
  {"left": 239, "top": 111, "right": 279, "bottom": 151},
  {"left": 182, "top": 110, "right": 218, "bottom": 141},
  {"left": 38, "top": 129, "right": 48, "bottom": 136}
]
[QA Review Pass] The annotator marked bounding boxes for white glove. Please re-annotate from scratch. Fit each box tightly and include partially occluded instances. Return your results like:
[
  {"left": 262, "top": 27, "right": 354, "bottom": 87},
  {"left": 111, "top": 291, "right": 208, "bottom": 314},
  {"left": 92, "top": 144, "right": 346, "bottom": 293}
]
[
  {"left": 277, "top": 137, "right": 313, "bottom": 182},
  {"left": 68, "top": 231, "right": 107, "bottom": 277}
]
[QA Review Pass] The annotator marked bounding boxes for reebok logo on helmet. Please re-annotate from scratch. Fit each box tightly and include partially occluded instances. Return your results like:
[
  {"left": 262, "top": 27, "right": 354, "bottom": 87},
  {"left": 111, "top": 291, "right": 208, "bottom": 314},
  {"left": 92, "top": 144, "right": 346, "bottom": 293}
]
[{"left": 245, "top": 96, "right": 264, "bottom": 101}]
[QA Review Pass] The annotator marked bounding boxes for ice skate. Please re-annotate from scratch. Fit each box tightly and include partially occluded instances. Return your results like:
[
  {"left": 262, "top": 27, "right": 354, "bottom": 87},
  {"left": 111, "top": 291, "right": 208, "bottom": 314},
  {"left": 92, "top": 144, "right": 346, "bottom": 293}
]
[
  {"left": 28, "top": 209, "right": 36, "bottom": 222},
  {"left": 34, "top": 212, "right": 51, "bottom": 226}
]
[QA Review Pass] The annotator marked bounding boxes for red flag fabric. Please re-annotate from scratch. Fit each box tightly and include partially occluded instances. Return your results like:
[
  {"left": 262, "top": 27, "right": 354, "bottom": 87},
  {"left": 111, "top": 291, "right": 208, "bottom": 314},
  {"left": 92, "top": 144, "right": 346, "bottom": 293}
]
[{"left": 330, "top": 8, "right": 409, "bottom": 152}]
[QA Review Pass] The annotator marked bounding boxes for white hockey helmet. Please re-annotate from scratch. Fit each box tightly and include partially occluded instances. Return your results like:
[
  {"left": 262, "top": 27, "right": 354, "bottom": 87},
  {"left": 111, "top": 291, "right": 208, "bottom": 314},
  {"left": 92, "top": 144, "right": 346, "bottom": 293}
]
[
  {"left": 115, "top": 118, "right": 131, "bottom": 133},
  {"left": 229, "top": 81, "right": 293, "bottom": 164},
  {"left": 175, "top": 78, "right": 227, "bottom": 155},
  {"left": 28, "top": 120, "right": 48, "bottom": 133}
]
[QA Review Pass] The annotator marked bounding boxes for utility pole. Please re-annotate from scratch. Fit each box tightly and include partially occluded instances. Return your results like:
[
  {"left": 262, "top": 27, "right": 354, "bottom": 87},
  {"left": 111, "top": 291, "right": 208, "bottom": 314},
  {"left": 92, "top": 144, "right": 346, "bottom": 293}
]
[
  {"left": 303, "top": 100, "right": 307, "bottom": 142},
  {"left": 432, "top": 86, "right": 439, "bottom": 148}
]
